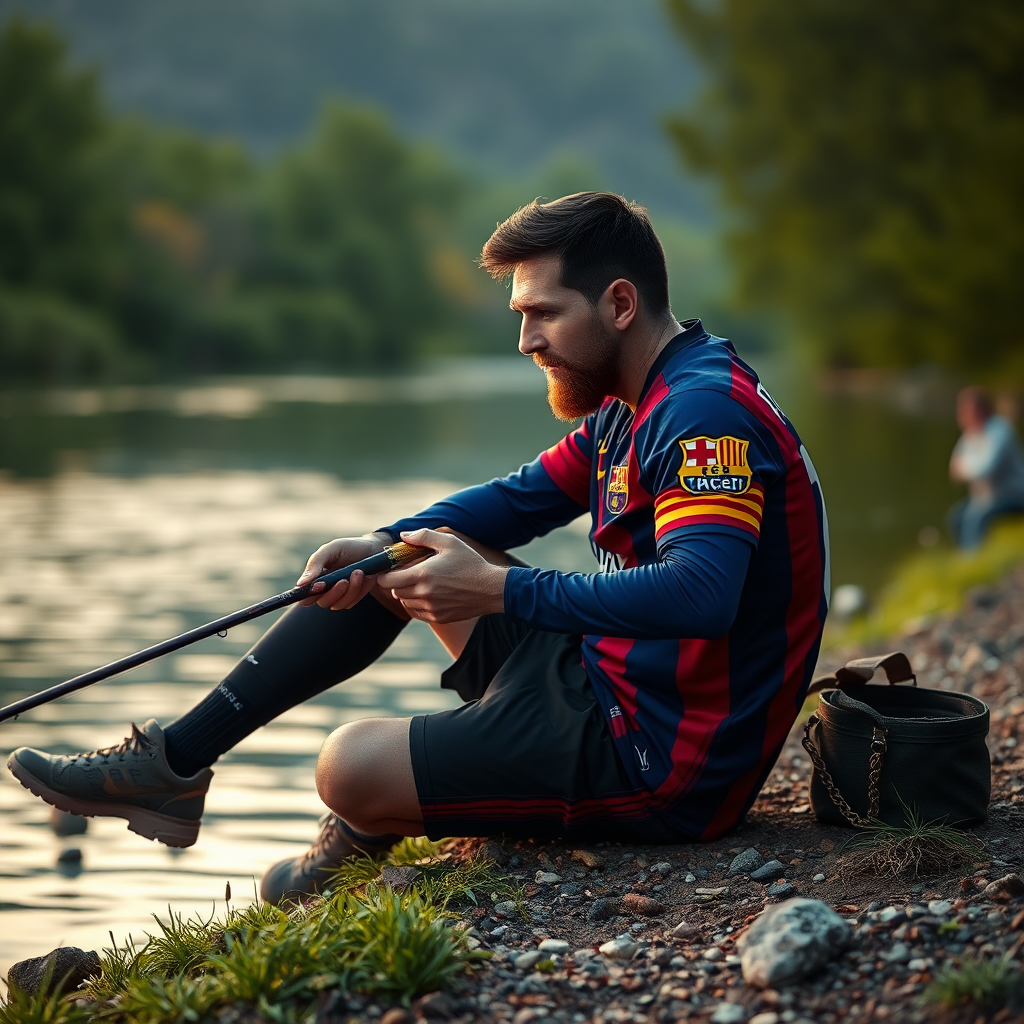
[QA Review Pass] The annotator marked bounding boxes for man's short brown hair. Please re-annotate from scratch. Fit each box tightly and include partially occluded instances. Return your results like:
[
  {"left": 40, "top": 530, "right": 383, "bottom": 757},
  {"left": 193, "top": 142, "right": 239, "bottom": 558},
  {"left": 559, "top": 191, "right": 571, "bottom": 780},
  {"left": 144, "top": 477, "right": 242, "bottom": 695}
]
[{"left": 480, "top": 192, "right": 670, "bottom": 314}]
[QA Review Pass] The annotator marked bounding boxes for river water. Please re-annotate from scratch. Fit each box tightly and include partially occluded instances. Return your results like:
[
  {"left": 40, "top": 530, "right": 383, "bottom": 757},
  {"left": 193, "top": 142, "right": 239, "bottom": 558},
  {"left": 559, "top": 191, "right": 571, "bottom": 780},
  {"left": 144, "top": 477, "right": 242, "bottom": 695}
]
[{"left": 0, "top": 354, "right": 960, "bottom": 974}]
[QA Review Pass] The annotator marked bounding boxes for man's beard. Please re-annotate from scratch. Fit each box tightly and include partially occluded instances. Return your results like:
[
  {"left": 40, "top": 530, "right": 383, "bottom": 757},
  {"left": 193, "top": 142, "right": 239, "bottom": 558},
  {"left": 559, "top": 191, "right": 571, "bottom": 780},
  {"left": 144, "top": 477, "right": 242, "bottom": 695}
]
[{"left": 535, "top": 324, "right": 619, "bottom": 422}]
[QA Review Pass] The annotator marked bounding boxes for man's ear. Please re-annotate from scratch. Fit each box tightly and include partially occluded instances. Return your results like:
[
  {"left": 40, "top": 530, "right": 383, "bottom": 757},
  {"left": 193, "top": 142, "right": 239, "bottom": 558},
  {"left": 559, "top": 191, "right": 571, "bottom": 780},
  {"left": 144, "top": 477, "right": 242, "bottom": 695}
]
[{"left": 602, "top": 278, "right": 639, "bottom": 333}]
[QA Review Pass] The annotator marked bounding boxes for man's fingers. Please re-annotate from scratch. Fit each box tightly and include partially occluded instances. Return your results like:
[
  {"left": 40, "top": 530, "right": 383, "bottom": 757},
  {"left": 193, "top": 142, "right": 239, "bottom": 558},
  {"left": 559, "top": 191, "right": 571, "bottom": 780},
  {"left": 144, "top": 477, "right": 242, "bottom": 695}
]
[{"left": 400, "top": 528, "right": 457, "bottom": 551}]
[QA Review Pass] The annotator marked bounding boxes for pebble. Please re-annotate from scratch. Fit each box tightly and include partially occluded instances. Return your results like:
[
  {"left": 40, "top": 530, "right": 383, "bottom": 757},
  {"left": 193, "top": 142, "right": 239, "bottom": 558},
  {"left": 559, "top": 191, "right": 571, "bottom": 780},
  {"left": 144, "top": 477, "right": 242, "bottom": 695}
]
[
  {"left": 493, "top": 901, "right": 518, "bottom": 918},
  {"left": 621, "top": 893, "right": 665, "bottom": 917},
  {"left": 670, "top": 920, "right": 698, "bottom": 939},
  {"left": 927, "top": 899, "right": 952, "bottom": 916},
  {"left": 729, "top": 847, "right": 765, "bottom": 875},
  {"left": 740, "top": 898, "right": 851, "bottom": 988},
  {"left": 57, "top": 847, "right": 82, "bottom": 864},
  {"left": 537, "top": 938, "right": 569, "bottom": 955},
  {"left": 514, "top": 951, "right": 542, "bottom": 970},
  {"left": 766, "top": 882, "right": 794, "bottom": 898},
  {"left": 49, "top": 808, "right": 87, "bottom": 837},
  {"left": 703, "top": 947, "right": 724, "bottom": 961},
  {"left": 571, "top": 849, "right": 604, "bottom": 869},
  {"left": 651, "top": 861, "right": 673, "bottom": 876},
  {"left": 418, "top": 992, "right": 458, "bottom": 1019},
  {"left": 878, "top": 906, "right": 903, "bottom": 923},
  {"left": 882, "top": 942, "right": 910, "bottom": 964},
  {"left": 907, "top": 958, "right": 931, "bottom": 972},
  {"left": 710, "top": 1003, "right": 748, "bottom": 1023},
  {"left": 695, "top": 886, "right": 729, "bottom": 896},
  {"left": 377, "top": 865, "right": 422, "bottom": 892},
  {"left": 535, "top": 871, "right": 561, "bottom": 884},
  {"left": 7, "top": 947, "right": 101, "bottom": 996},
  {"left": 750, "top": 1014, "right": 780, "bottom": 1024},
  {"left": 381, "top": 1009, "right": 414, "bottom": 1024},
  {"left": 599, "top": 934, "right": 639, "bottom": 960},
  {"left": 588, "top": 897, "right": 623, "bottom": 923},
  {"left": 750, "top": 860, "right": 788, "bottom": 883},
  {"left": 684, "top": 872, "right": 697, "bottom": 883},
  {"left": 812, "top": 874, "right": 825, "bottom": 883},
  {"left": 984, "top": 873, "right": 1024, "bottom": 901}
]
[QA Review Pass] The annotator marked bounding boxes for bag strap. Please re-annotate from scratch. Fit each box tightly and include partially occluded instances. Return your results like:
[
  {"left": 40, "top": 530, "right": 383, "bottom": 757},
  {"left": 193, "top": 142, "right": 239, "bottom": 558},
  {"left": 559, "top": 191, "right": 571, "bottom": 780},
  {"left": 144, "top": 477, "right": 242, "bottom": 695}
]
[
  {"left": 806, "top": 651, "right": 916, "bottom": 696},
  {"left": 802, "top": 714, "right": 887, "bottom": 827}
]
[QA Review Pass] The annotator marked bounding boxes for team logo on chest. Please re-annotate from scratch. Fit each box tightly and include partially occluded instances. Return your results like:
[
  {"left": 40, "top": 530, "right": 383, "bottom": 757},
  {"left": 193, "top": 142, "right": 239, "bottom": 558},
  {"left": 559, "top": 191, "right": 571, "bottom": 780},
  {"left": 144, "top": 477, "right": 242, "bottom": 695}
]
[
  {"left": 606, "top": 463, "right": 629, "bottom": 514},
  {"left": 677, "top": 435, "right": 752, "bottom": 494}
]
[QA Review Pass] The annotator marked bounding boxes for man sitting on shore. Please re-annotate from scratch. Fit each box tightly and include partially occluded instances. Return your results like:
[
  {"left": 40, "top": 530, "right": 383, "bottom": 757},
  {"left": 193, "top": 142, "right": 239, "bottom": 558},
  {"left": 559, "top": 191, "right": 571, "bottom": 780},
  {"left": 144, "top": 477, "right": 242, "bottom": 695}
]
[{"left": 8, "top": 192, "right": 830, "bottom": 904}]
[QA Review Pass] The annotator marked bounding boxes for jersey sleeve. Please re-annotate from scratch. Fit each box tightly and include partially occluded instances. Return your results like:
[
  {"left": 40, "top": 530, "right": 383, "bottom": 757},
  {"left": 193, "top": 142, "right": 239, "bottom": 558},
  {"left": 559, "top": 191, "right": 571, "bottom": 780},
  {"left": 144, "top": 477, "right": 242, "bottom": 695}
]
[
  {"left": 378, "top": 418, "right": 594, "bottom": 550},
  {"left": 501, "top": 387, "right": 783, "bottom": 639},
  {"left": 639, "top": 388, "right": 778, "bottom": 552}
]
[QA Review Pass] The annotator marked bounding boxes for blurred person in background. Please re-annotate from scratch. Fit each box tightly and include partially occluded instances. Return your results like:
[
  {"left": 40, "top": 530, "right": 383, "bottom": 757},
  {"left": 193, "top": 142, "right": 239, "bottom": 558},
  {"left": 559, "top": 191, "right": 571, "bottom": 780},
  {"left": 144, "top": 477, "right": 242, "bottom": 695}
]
[{"left": 948, "top": 386, "right": 1024, "bottom": 549}]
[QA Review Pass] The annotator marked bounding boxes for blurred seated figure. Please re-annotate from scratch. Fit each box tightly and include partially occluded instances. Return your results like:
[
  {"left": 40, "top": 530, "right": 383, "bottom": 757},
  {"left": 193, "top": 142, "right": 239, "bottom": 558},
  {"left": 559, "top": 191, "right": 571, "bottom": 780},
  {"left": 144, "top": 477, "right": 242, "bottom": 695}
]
[{"left": 947, "top": 386, "right": 1024, "bottom": 549}]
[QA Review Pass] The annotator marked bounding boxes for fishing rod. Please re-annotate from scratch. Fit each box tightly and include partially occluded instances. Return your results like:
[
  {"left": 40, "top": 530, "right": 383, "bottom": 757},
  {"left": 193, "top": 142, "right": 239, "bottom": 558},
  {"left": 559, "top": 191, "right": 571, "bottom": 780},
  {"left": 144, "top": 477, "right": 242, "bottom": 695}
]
[{"left": 0, "top": 541, "right": 427, "bottom": 725}]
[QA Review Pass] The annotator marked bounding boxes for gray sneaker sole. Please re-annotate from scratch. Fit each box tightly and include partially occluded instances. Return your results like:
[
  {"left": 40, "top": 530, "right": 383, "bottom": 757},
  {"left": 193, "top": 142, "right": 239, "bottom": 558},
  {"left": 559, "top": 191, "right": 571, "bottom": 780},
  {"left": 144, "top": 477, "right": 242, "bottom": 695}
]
[{"left": 6, "top": 755, "right": 201, "bottom": 848}]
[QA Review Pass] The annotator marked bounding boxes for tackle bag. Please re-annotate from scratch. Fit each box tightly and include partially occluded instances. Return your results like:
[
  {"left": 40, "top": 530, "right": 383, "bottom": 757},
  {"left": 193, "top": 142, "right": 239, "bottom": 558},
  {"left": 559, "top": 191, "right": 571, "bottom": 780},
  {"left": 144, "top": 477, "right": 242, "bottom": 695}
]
[{"left": 802, "top": 652, "right": 991, "bottom": 828}]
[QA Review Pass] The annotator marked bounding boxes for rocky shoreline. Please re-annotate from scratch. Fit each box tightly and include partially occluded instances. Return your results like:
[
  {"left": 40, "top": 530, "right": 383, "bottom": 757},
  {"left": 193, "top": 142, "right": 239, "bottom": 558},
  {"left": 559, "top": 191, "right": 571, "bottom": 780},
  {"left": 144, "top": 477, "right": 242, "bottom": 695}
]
[{"left": 8, "top": 565, "right": 1024, "bottom": 1024}]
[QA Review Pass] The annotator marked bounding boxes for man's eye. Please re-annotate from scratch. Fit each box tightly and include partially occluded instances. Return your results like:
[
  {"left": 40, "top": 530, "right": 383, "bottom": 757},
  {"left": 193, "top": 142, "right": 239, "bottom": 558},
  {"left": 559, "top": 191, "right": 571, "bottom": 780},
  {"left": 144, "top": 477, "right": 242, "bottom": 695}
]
[{"left": 541, "top": 310, "right": 557, "bottom": 320}]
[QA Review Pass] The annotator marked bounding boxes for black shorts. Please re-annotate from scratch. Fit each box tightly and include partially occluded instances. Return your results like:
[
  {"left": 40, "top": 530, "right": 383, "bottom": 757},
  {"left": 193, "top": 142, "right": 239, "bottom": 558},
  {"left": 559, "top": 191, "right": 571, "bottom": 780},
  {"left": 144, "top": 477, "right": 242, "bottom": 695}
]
[{"left": 410, "top": 615, "right": 680, "bottom": 843}]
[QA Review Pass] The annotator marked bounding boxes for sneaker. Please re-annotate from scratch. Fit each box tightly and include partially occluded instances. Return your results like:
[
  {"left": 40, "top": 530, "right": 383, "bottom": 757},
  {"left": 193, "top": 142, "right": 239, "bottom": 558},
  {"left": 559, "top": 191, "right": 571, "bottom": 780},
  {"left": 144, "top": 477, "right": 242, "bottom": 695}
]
[
  {"left": 7, "top": 720, "right": 212, "bottom": 849},
  {"left": 260, "top": 812, "right": 396, "bottom": 905}
]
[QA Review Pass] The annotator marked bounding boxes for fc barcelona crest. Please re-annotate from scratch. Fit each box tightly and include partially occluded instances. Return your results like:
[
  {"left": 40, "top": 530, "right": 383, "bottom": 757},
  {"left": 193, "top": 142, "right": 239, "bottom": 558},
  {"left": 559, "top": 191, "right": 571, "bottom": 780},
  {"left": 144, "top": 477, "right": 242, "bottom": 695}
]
[
  {"left": 677, "top": 435, "right": 752, "bottom": 494},
  {"left": 606, "top": 463, "right": 629, "bottom": 514}
]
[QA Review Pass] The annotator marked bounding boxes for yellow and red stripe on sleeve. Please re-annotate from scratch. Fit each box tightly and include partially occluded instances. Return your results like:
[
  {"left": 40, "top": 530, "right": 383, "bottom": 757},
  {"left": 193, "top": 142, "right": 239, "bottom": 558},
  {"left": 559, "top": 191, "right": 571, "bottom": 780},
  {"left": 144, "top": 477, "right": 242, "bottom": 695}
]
[{"left": 653, "top": 483, "right": 765, "bottom": 542}]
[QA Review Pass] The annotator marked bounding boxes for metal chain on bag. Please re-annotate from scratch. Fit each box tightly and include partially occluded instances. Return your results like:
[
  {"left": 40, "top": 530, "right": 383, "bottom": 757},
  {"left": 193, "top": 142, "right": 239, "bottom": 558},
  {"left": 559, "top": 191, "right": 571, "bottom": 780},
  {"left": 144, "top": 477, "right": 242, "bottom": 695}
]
[{"left": 801, "top": 714, "right": 888, "bottom": 828}]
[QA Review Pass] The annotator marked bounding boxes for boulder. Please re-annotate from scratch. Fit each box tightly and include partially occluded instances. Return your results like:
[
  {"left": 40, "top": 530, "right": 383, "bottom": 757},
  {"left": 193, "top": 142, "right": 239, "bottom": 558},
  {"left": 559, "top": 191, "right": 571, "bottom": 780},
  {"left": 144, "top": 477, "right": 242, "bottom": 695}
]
[
  {"left": 739, "top": 898, "right": 851, "bottom": 988},
  {"left": 377, "top": 865, "right": 423, "bottom": 892},
  {"left": 7, "top": 947, "right": 101, "bottom": 996}
]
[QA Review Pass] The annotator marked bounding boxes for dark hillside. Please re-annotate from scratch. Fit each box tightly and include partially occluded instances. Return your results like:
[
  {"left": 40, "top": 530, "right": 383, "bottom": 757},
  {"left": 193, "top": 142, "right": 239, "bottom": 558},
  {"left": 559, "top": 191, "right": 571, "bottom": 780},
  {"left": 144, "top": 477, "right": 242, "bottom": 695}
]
[{"left": 0, "top": 0, "right": 705, "bottom": 217}]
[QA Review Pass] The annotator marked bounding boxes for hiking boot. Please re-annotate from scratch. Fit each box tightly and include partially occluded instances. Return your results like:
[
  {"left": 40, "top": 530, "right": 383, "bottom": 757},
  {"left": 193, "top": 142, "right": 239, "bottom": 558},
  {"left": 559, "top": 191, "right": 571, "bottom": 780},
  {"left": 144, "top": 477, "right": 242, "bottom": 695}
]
[
  {"left": 7, "top": 720, "right": 212, "bottom": 848},
  {"left": 260, "top": 812, "right": 397, "bottom": 905}
]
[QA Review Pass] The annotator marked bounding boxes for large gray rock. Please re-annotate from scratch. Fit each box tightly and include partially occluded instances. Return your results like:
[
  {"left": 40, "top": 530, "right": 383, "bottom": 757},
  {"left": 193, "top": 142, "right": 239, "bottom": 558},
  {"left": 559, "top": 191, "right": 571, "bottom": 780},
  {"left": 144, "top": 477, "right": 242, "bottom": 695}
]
[
  {"left": 7, "top": 946, "right": 101, "bottom": 996},
  {"left": 739, "top": 898, "right": 851, "bottom": 988}
]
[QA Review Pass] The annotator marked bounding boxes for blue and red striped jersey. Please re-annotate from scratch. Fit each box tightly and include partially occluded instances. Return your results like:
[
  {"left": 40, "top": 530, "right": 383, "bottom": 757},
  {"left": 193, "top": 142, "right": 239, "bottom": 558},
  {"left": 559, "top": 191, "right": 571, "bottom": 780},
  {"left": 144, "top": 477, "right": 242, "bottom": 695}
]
[{"left": 382, "top": 320, "right": 830, "bottom": 839}]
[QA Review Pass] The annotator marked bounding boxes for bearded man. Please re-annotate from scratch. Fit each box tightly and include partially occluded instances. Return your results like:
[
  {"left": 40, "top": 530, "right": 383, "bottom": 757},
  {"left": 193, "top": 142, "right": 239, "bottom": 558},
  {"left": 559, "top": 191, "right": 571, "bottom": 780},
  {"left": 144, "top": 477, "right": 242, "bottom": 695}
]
[{"left": 8, "top": 192, "right": 830, "bottom": 903}]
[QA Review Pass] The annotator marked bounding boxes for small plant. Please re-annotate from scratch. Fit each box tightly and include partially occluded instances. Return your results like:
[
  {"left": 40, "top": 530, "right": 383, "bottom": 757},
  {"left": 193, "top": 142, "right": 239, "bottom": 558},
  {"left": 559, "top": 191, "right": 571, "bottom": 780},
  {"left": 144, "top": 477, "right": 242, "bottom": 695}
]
[
  {"left": 923, "top": 957, "right": 1024, "bottom": 1014},
  {"left": 136, "top": 908, "right": 218, "bottom": 977},
  {"left": 842, "top": 807, "right": 984, "bottom": 878},
  {"left": 112, "top": 974, "right": 219, "bottom": 1024}
]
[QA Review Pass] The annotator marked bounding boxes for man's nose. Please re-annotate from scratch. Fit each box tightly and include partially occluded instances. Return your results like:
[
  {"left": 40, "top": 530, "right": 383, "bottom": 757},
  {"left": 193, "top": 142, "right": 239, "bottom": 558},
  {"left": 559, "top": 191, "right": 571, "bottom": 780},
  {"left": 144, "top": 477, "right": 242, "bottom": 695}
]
[{"left": 519, "top": 324, "right": 545, "bottom": 356}]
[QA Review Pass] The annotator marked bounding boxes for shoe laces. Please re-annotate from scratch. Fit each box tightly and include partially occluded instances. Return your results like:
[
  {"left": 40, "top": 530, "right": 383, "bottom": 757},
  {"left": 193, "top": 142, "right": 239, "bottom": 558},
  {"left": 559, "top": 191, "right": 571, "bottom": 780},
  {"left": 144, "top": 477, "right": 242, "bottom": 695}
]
[
  {"left": 304, "top": 812, "right": 344, "bottom": 863},
  {"left": 74, "top": 723, "right": 154, "bottom": 766}
]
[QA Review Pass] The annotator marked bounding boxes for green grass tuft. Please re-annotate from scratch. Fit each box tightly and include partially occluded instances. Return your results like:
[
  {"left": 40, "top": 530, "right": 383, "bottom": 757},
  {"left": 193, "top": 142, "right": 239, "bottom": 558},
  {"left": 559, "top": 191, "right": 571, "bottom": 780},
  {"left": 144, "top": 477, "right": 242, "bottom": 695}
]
[
  {"left": 842, "top": 808, "right": 985, "bottom": 878},
  {"left": 8, "top": 843, "right": 507, "bottom": 1023},
  {"left": 923, "top": 956, "right": 1024, "bottom": 1013}
]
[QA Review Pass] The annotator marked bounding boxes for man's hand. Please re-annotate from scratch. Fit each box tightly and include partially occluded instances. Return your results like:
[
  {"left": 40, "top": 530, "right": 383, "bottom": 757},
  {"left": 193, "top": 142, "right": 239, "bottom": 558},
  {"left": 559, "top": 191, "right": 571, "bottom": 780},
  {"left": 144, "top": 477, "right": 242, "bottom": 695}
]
[
  {"left": 297, "top": 534, "right": 389, "bottom": 611},
  {"left": 377, "top": 528, "right": 509, "bottom": 623}
]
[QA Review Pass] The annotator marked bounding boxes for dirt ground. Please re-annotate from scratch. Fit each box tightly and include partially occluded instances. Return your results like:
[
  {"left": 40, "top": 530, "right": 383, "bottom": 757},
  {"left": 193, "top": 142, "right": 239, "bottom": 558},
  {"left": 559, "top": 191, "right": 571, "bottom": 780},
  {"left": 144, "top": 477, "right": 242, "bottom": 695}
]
[{"left": 360, "top": 567, "right": 1024, "bottom": 1024}]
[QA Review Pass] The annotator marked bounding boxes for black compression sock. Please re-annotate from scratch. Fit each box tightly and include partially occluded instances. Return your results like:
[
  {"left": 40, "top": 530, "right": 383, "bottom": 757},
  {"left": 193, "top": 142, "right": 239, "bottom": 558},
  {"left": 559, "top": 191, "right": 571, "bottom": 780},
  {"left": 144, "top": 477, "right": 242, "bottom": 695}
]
[{"left": 163, "top": 597, "right": 407, "bottom": 778}]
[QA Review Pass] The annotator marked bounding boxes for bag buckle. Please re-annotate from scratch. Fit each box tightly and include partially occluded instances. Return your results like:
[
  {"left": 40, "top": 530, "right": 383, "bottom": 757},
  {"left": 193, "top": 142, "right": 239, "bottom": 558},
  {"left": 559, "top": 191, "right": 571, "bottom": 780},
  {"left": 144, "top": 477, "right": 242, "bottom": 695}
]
[{"left": 871, "top": 727, "right": 887, "bottom": 753}]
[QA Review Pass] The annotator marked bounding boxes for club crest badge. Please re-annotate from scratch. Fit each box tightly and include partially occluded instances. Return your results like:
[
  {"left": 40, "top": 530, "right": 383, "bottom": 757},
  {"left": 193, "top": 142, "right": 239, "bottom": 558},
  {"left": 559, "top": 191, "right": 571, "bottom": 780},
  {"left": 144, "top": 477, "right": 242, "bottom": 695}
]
[
  {"left": 606, "top": 463, "right": 629, "bottom": 514},
  {"left": 677, "top": 435, "right": 752, "bottom": 494}
]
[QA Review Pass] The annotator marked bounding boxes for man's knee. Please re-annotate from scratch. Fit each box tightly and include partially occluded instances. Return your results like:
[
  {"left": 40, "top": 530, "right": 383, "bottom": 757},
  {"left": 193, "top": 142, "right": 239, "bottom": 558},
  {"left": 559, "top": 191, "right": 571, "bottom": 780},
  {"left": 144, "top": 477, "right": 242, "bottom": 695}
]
[{"left": 314, "top": 717, "right": 415, "bottom": 827}]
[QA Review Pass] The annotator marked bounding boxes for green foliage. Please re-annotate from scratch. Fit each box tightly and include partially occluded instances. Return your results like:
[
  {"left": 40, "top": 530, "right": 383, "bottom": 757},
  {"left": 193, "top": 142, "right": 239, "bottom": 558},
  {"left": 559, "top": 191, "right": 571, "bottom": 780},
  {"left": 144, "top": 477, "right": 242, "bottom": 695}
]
[
  {"left": 665, "top": 0, "right": 1024, "bottom": 372},
  {"left": 0, "top": 976, "right": 92, "bottom": 1024},
  {"left": 0, "top": 16, "right": 118, "bottom": 301},
  {"left": 136, "top": 908, "right": 218, "bottom": 978},
  {"left": 0, "top": 17, "right": 471, "bottom": 379},
  {"left": 923, "top": 956, "right": 1024, "bottom": 1013},
  {"left": 829, "top": 517, "right": 1024, "bottom": 645},
  {"left": 6, "top": 846, "right": 501, "bottom": 1022},
  {"left": 0, "top": 289, "right": 124, "bottom": 376}
]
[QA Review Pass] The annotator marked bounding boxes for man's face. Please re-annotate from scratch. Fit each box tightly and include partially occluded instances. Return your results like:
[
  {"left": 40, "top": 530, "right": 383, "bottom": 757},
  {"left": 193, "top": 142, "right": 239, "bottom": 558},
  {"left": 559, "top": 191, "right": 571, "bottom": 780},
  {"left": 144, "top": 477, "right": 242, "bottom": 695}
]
[{"left": 510, "top": 256, "right": 619, "bottom": 421}]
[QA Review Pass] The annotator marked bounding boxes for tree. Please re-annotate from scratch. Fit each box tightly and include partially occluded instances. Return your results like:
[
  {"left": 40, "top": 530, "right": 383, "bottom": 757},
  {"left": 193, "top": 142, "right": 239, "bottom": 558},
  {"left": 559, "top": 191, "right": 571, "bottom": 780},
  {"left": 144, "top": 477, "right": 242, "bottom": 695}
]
[
  {"left": 0, "top": 16, "right": 118, "bottom": 300},
  {"left": 665, "top": 0, "right": 1024, "bottom": 371}
]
